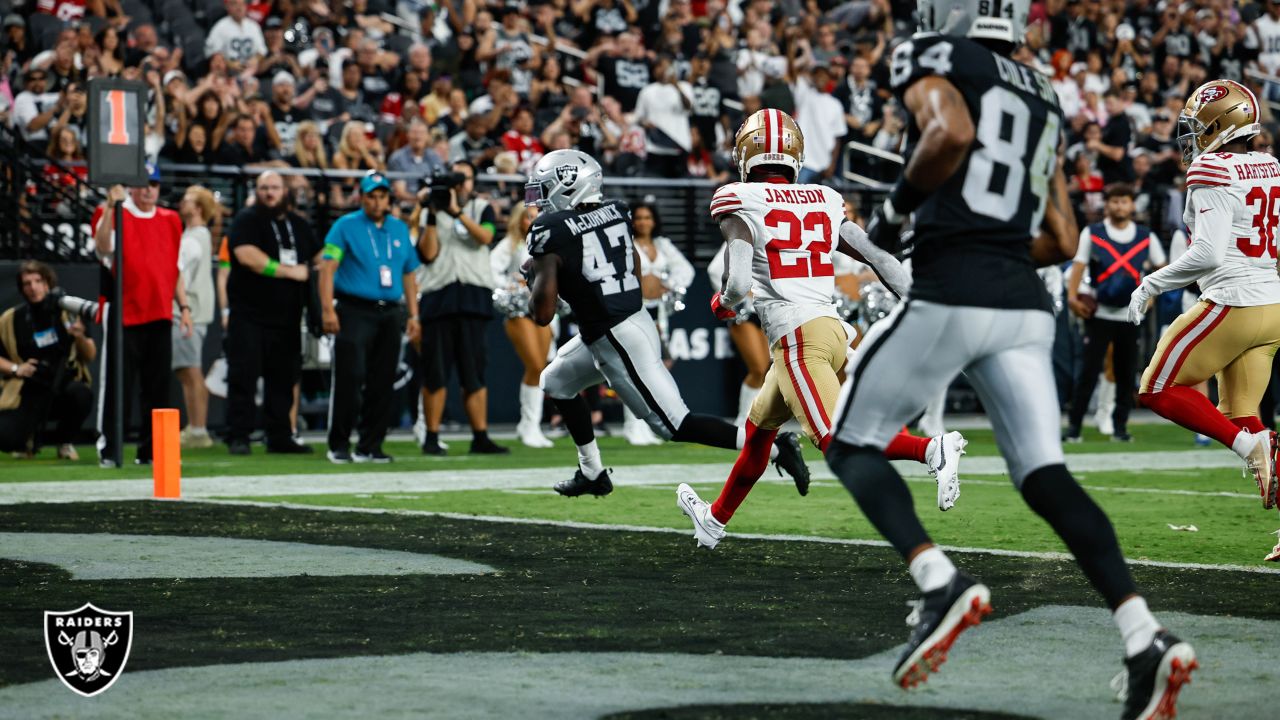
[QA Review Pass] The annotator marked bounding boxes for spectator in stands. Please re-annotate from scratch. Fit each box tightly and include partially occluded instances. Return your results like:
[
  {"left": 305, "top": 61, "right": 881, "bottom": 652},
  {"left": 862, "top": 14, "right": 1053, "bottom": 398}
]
[
  {"left": 48, "top": 80, "right": 87, "bottom": 144},
  {"left": 295, "top": 60, "right": 344, "bottom": 125},
  {"left": 287, "top": 120, "right": 330, "bottom": 205},
  {"left": 389, "top": 117, "right": 445, "bottom": 205},
  {"left": 332, "top": 120, "right": 385, "bottom": 206},
  {"left": 206, "top": 0, "right": 267, "bottom": 75},
  {"left": 337, "top": 58, "right": 376, "bottom": 122},
  {"left": 318, "top": 172, "right": 420, "bottom": 463},
  {"left": 173, "top": 186, "right": 217, "bottom": 450},
  {"left": 688, "top": 52, "right": 728, "bottom": 150},
  {"left": 791, "top": 47, "right": 845, "bottom": 184},
  {"left": 224, "top": 171, "right": 319, "bottom": 456},
  {"left": 218, "top": 113, "right": 273, "bottom": 165},
  {"left": 13, "top": 68, "right": 60, "bottom": 144},
  {"left": 355, "top": 39, "right": 398, "bottom": 110},
  {"left": 268, "top": 72, "right": 307, "bottom": 156},
  {"left": 1095, "top": 88, "right": 1135, "bottom": 183},
  {"left": 93, "top": 25, "right": 125, "bottom": 77},
  {"left": 415, "top": 160, "right": 506, "bottom": 456},
  {"left": 91, "top": 167, "right": 192, "bottom": 467},
  {"left": 634, "top": 54, "right": 691, "bottom": 178},
  {"left": 529, "top": 54, "right": 568, "bottom": 128},
  {"left": 448, "top": 113, "right": 498, "bottom": 167},
  {"left": 501, "top": 105, "right": 544, "bottom": 172},
  {"left": 2, "top": 15, "right": 33, "bottom": 70},
  {"left": 0, "top": 261, "right": 96, "bottom": 459},
  {"left": 591, "top": 30, "right": 651, "bottom": 113},
  {"left": 258, "top": 17, "right": 302, "bottom": 82}
]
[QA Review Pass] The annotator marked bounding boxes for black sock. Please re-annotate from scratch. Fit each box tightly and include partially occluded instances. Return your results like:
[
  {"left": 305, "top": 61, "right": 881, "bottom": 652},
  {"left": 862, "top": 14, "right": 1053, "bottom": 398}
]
[
  {"left": 670, "top": 413, "right": 736, "bottom": 449},
  {"left": 425, "top": 431, "right": 439, "bottom": 447},
  {"left": 827, "top": 440, "right": 932, "bottom": 560},
  {"left": 1020, "top": 464, "right": 1137, "bottom": 610},
  {"left": 552, "top": 395, "right": 596, "bottom": 447}
]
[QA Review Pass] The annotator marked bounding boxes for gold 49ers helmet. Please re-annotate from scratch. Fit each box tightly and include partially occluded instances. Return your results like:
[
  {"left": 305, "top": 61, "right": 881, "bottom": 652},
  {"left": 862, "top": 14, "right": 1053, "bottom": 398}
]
[
  {"left": 1177, "top": 80, "right": 1261, "bottom": 164},
  {"left": 733, "top": 109, "right": 805, "bottom": 182}
]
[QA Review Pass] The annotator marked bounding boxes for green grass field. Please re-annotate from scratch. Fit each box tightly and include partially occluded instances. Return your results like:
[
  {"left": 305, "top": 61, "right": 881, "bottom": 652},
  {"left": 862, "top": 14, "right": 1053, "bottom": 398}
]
[{"left": 1, "top": 422, "right": 1277, "bottom": 718}]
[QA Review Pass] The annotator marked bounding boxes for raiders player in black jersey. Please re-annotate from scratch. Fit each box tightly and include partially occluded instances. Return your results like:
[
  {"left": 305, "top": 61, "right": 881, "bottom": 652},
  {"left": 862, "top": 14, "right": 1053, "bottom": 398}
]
[
  {"left": 826, "top": 2, "right": 1195, "bottom": 717},
  {"left": 524, "top": 150, "right": 809, "bottom": 498}
]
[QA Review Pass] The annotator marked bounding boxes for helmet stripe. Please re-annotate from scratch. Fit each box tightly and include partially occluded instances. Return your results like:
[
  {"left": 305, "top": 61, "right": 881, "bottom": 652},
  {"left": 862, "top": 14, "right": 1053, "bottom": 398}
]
[
  {"left": 763, "top": 110, "right": 774, "bottom": 154},
  {"left": 773, "top": 109, "right": 784, "bottom": 155}
]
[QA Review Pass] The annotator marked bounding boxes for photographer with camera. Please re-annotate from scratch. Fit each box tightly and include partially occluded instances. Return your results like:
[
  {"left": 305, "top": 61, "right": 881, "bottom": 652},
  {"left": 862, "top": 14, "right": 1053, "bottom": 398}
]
[
  {"left": 415, "top": 160, "right": 507, "bottom": 456},
  {"left": 0, "top": 262, "right": 96, "bottom": 459}
]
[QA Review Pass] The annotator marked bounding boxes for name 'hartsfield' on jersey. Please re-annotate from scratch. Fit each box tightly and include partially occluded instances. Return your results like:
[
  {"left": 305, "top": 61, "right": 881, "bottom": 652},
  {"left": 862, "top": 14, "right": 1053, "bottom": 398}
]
[
  {"left": 890, "top": 33, "right": 1065, "bottom": 311},
  {"left": 527, "top": 198, "right": 642, "bottom": 342},
  {"left": 1178, "top": 151, "right": 1280, "bottom": 306},
  {"left": 711, "top": 181, "right": 845, "bottom": 345}
]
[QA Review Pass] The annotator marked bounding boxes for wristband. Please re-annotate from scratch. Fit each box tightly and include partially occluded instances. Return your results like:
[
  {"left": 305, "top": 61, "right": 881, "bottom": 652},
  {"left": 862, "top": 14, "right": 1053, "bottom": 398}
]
[
  {"left": 887, "top": 176, "right": 930, "bottom": 220},
  {"left": 263, "top": 259, "right": 279, "bottom": 277},
  {"left": 425, "top": 211, "right": 437, "bottom": 226}
]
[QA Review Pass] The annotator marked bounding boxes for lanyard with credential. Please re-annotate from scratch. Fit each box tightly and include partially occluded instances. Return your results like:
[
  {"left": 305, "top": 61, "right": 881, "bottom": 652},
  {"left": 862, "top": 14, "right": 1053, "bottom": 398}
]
[
  {"left": 269, "top": 217, "right": 296, "bottom": 251},
  {"left": 366, "top": 220, "right": 392, "bottom": 261}
]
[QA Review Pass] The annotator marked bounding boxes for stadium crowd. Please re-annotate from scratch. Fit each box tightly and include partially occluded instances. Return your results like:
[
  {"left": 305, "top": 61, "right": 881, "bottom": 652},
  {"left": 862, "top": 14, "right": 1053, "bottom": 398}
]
[{"left": 2, "top": 0, "right": 1280, "bottom": 459}]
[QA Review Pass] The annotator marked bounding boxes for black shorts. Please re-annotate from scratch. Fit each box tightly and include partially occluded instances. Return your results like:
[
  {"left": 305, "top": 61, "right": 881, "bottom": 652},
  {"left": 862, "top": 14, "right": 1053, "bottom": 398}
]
[{"left": 420, "top": 313, "right": 488, "bottom": 393}]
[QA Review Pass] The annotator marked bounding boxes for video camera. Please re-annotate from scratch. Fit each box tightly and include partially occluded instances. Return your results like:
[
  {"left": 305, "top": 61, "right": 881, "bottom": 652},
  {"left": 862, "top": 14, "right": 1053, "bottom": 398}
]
[
  {"left": 49, "top": 289, "right": 99, "bottom": 324},
  {"left": 418, "top": 170, "right": 469, "bottom": 212}
]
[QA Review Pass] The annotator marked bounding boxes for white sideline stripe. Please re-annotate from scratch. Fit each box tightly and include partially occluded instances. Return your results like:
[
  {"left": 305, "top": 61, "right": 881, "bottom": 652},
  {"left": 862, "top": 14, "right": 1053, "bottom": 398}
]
[{"left": 194, "top": 499, "right": 1280, "bottom": 575}]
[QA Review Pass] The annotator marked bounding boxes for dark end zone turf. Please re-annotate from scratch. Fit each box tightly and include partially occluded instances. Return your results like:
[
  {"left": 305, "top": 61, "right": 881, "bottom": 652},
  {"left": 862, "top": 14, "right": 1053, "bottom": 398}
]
[
  {"left": 605, "top": 703, "right": 1037, "bottom": 720},
  {"left": 1, "top": 501, "right": 1276, "bottom": 689}
]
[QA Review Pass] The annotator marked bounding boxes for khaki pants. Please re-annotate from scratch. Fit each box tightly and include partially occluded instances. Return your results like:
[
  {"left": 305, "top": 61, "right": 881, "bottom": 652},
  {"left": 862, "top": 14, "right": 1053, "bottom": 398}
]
[
  {"left": 1140, "top": 300, "right": 1280, "bottom": 418},
  {"left": 749, "top": 316, "right": 848, "bottom": 447}
]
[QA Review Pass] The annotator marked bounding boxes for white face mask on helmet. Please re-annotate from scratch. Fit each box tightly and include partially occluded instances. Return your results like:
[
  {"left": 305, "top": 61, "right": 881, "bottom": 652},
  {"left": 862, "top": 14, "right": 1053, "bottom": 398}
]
[
  {"left": 915, "top": 0, "right": 1029, "bottom": 47},
  {"left": 524, "top": 149, "right": 605, "bottom": 212}
]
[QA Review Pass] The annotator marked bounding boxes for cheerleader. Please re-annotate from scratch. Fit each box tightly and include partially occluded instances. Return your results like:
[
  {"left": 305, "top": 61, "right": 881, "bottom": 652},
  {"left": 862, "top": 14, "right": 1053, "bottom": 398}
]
[
  {"left": 707, "top": 241, "right": 770, "bottom": 425},
  {"left": 490, "top": 204, "right": 555, "bottom": 448},
  {"left": 625, "top": 202, "right": 695, "bottom": 445}
]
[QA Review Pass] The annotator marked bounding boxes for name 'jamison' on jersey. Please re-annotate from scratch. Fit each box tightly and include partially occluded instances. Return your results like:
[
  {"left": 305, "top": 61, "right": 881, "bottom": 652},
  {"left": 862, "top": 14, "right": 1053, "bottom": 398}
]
[
  {"left": 763, "top": 187, "right": 826, "bottom": 204},
  {"left": 562, "top": 204, "right": 625, "bottom": 234}
]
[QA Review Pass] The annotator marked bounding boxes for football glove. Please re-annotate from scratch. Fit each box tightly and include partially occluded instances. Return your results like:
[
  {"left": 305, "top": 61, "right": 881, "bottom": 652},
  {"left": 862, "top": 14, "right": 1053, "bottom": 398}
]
[
  {"left": 710, "top": 292, "right": 737, "bottom": 321},
  {"left": 865, "top": 203, "right": 905, "bottom": 255},
  {"left": 1127, "top": 284, "right": 1152, "bottom": 325}
]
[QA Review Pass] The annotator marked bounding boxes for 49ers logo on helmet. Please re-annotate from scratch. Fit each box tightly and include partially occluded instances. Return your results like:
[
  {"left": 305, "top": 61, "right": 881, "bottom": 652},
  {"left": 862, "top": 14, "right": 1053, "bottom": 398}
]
[{"left": 1198, "top": 85, "right": 1229, "bottom": 104}]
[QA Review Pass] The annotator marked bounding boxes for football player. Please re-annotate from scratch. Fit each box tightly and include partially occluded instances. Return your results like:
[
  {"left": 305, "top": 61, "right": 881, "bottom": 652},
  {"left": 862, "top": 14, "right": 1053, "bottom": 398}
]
[
  {"left": 676, "top": 109, "right": 968, "bottom": 551},
  {"left": 1127, "top": 79, "right": 1280, "bottom": 560},
  {"left": 824, "top": 2, "right": 1196, "bottom": 717},
  {"left": 524, "top": 149, "right": 809, "bottom": 498}
]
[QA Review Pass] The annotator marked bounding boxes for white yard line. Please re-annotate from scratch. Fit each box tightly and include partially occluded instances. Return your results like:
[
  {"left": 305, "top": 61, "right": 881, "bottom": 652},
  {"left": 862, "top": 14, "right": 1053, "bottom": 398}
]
[
  {"left": 0, "top": 450, "right": 1254, "bottom": 505},
  {"left": 195, "top": 498, "right": 1280, "bottom": 575}
]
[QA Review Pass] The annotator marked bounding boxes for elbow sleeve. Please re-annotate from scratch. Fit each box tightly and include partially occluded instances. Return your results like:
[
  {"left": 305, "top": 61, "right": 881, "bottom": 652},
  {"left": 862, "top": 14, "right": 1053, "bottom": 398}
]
[{"left": 721, "top": 240, "right": 754, "bottom": 305}]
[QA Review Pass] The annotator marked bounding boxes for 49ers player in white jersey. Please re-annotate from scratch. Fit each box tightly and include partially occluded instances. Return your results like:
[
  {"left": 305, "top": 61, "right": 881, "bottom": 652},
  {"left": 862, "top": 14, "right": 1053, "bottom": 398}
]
[
  {"left": 1127, "top": 80, "right": 1280, "bottom": 561},
  {"left": 677, "top": 109, "right": 967, "bottom": 550}
]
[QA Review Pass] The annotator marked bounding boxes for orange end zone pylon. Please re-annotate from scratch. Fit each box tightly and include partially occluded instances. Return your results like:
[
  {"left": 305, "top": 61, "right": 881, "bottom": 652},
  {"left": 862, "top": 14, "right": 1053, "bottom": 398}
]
[{"left": 152, "top": 408, "right": 181, "bottom": 499}]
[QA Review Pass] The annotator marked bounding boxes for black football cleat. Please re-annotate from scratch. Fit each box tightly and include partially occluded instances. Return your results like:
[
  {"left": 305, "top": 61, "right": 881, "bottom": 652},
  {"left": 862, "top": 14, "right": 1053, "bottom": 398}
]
[
  {"left": 893, "top": 571, "right": 992, "bottom": 690},
  {"left": 554, "top": 468, "right": 613, "bottom": 498},
  {"left": 1119, "top": 630, "right": 1197, "bottom": 720},
  {"left": 772, "top": 431, "right": 810, "bottom": 496}
]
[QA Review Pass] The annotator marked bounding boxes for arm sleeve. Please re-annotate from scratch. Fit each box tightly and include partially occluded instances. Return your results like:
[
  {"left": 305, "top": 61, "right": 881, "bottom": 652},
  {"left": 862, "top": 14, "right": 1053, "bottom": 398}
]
[
  {"left": 1141, "top": 187, "right": 1235, "bottom": 295},
  {"left": 657, "top": 237, "right": 695, "bottom": 291},
  {"left": 840, "top": 220, "right": 912, "bottom": 298},
  {"left": 719, "top": 238, "right": 754, "bottom": 306}
]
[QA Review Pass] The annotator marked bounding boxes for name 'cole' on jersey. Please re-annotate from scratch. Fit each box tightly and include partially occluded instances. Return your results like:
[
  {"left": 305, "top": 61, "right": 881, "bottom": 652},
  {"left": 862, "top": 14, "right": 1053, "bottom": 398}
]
[
  {"left": 527, "top": 198, "right": 642, "bottom": 342},
  {"left": 711, "top": 181, "right": 846, "bottom": 346},
  {"left": 889, "top": 33, "right": 1065, "bottom": 312},
  {"left": 1179, "top": 151, "right": 1280, "bottom": 306}
]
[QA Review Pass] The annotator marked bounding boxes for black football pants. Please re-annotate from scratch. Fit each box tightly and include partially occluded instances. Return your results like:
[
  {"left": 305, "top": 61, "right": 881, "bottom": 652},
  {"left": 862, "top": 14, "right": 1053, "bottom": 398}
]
[
  {"left": 98, "top": 318, "right": 171, "bottom": 463},
  {"left": 1068, "top": 317, "right": 1139, "bottom": 434},
  {"left": 226, "top": 316, "right": 301, "bottom": 447},
  {"left": 328, "top": 301, "right": 401, "bottom": 454}
]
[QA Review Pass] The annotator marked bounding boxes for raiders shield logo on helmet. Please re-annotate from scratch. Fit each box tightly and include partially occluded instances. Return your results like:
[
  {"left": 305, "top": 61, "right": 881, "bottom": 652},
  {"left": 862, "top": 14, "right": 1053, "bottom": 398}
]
[
  {"left": 44, "top": 603, "right": 134, "bottom": 697},
  {"left": 554, "top": 164, "right": 578, "bottom": 187}
]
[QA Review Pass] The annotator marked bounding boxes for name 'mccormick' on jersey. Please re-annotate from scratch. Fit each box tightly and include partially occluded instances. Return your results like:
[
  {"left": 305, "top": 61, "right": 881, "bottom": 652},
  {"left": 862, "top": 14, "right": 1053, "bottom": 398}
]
[
  {"left": 527, "top": 198, "right": 642, "bottom": 342},
  {"left": 890, "top": 33, "right": 1065, "bottom": 311}
]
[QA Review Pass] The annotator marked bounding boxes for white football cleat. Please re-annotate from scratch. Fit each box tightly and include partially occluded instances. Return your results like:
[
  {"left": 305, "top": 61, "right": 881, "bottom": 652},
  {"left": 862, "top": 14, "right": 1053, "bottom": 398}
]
[
  {"left": 624, "top": 416, "right": 664, "bottom": 446},
  {"left": 927, "top": 431, "right": 967, "bottom": 511},
  {"left": 1244, "top": 431, "right": 1276, "bottom": 510},
  {"left": 1266, "top": 530, "right": 1280, "bottom": 563},
  {"left": 676, "top": 483, "right": 726, "bottom": 550},
  {"left": 517, "top": 421, "right": 554, "bottom": 448}
]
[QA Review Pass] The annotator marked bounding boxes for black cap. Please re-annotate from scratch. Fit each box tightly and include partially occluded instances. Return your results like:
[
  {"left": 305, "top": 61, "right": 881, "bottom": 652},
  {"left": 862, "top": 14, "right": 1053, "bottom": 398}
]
[{"left": 264, "top": 16, "right": 284, "bottom": 29}]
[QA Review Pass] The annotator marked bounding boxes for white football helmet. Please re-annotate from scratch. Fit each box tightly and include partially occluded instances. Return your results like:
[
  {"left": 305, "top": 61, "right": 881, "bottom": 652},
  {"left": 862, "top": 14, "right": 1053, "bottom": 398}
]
[
  {"left": 916, "top": 0, "right": 1029, "bottom": 47},
  {"left": 524, "top": 149, "right": 604, "bottom": 212}
]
